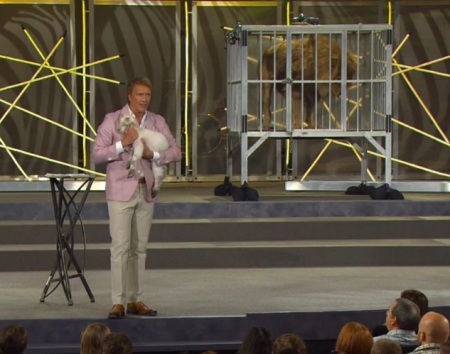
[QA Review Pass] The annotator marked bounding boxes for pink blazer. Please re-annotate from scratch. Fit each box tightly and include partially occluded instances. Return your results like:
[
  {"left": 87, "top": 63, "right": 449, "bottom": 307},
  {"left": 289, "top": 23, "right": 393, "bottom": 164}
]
[{"left": 92, "top": 105, "right": 182, "bottom": 202}]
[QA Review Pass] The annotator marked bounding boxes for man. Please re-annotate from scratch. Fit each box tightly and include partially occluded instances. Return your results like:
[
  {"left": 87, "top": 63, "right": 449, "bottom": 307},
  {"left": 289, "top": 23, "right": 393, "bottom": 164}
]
[
  {"left": 0, "top": 324, "right": 28, "bottom": 354},
  {"left": 374, "top": 298, "right": 421, "bottom": 349},
  {"left": 408, "top": 312, "right": 450, "bottom": 354},
  {"left": 92, "top": 77, "right": 181, "bottom": 319}
]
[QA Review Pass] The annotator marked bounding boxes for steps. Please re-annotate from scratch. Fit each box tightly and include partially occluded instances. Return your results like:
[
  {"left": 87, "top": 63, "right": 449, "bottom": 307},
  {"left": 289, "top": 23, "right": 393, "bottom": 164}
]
[{"left": 1, "top": 216, "right": 450, "bottom": 271}]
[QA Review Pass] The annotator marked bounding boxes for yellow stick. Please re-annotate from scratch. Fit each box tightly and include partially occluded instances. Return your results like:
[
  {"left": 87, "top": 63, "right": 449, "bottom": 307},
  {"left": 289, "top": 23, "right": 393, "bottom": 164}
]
[
  {"left": 0, "top": 97, "right": 93, "bottom": 141},
  {"left": 0, "top": 137, "right": 31, "bottom": 180},
  {"left": 393, "top": 62, "right": 450, "bottom": 78},
  {"left": 300, "top": 140, "right": 333, "bottom": 181},
  {"left": 392, "top": 33, "right": 410, "bottom": 58},
  {"left": 0, "top": 144, "right": 106, "bottom": 177},
  {"left": 370, "top": 150, "right": 450, "bottom": 178},
  {"left": 184, "top": 1, "right": 190, "bottom": 171},
  {"left": 0, "top": 54, "right": 121, "bottom": 83},
  {"left": 0, "top": 34, "right": 65, "bottom": 126},
  {"left": 22, "top": 27, "right": 96, "bottom": 137},
  {"left": 0, "top": 54, "right": 122, "bottom": 93},
  {"left": 393, "top": 57, "right": 448, "bottom": 143},
  {"left": 393, "top": 54, "right": 450, "bottom": 76},
  {"left": 392, "top": 118, "right": 450, "bottom": 148}
]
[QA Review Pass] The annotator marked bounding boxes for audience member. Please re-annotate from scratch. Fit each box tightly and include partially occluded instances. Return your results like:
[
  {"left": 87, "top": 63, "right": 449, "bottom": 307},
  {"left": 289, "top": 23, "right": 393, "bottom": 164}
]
[
  {"left": 272, "top": 333, "right": 307, "bottom": 354},
  {"left": 373, "top": 290, "right": 428, "bottom": 337},
  {"left": 0, "top": 324, "right": 28, "bottom": 354},
  {"left": 373, "top": 298, "right": 421, "bottom": 350},
  {"left": 440, "top": 341, "right": 450, "bottom": 354},
  {"left": 102, "top": 332, "right": 132, "bottom": 354},
  {"left": 407, "top": 312, "right": 450, "bottom": 354},
  {"left": 335, "top": 321, "right": 373, "bottom": 354},
  {"left": 80, "top": 322, "right": 111, "bottom": 354},
  {"left": 371, "top": 338, "right": 402, "bottom": 354},
  {"left": 237, "top": 326, "right": 272, "bottom": 354}
]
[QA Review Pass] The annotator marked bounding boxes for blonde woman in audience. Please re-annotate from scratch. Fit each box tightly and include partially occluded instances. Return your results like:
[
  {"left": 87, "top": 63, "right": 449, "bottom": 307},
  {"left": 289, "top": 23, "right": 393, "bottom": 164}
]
[
  {"left": 80, "top": 322, "right": 111, "bottom": 354},
  {"left": 273, "top": 333, "right": 307, "bottom": 354},
  {"left": 334, "top": 321, "right": 373, "bottom": 354}
]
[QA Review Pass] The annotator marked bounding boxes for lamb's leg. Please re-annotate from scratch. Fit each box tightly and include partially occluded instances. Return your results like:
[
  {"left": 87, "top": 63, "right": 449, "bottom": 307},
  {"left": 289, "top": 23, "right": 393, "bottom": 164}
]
[
  {"left": 152, "top": 163, "right": 166, "bottom": 192},
  {"left": 128, "top": 139, "right": 144, "bottom": 178}
]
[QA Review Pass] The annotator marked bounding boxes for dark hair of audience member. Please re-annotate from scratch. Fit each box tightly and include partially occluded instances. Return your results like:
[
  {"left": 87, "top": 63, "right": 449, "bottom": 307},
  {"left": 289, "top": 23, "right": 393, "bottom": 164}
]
[
  {"left": 272, "top": 333, "right": 307, "bottom": 354},
  {"left": 335, "top": 321, "right": 373, "bottom": 354},
  {"left": 441, "top": 341, "right": 450, "bottom": 354},
  {"left": 400, "top": 289, "right": 429, "bottom": 317},
  {"left": 371, "top": 338, "right": 402, "bottom": 354},
  {"left": 80, "top": 322, "right": 111, "bottom": 354},
  {"left": 102, "top": 332, "right": 132, "bottom": 354},
  {"left": 392, "top": 298, "right": 421, "bottom": 330},
  {"left": 0, "top": 324, "right": 28, "bottom": 354},
  {"left": 237, "top": 326, "right": 272, "bottom": 354}
]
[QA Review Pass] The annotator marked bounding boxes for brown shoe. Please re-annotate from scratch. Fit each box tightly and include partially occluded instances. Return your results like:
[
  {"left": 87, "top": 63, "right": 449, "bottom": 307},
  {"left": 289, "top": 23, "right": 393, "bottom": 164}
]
[
  {"left": 126, "top": 301, "right": 158, "bottom": 316},
  {"left": 108, "top": 304, "right": 125, "bottom": 319}
]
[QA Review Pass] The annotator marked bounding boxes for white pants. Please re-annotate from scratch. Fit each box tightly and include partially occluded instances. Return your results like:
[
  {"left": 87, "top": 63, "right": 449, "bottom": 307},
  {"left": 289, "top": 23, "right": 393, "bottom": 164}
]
[{"left": 107, "top": 184, "right": 154, "bottom": 305}]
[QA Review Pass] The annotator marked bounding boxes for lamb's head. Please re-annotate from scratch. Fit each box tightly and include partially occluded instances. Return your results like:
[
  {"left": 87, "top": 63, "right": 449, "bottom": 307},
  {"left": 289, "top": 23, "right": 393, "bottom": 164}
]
[{"left": 118, "top": 115, "right": 139, "bottom": 134}]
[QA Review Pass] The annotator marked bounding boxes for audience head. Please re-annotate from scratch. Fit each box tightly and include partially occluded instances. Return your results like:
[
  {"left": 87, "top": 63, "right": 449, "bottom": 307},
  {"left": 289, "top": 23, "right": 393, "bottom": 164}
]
[
  {"left": 335, "top": 321, "right": 373, "bottom": 354},
  {"left": 417, "top": 312, "right": 450, "bottom": 344},
  {"left": 0, "top": 324, "right": 28, "bottom": 354},
  {"left": 272, "top": 333, "right": 307, "bottom": 354},
  {"left": 80, "top": 322, "right": 111, "bottom": 354},
  {"left": 102, "top": 332, "right": 132, "bottom": 354},
  {"left": 237, "top": 326, "right": 272, "bottom": 354},
  {"left": 441, "top": 341, "right": 450, "bottom": 354},
  {"left": 386, "top": 298, "right": 421, "bottom": 331},
  {"left": 401, "top": 289, "right": 429, "bottom": 317},
  {"left": 371, "top": 338, "right": 402, "bottom": 354}
]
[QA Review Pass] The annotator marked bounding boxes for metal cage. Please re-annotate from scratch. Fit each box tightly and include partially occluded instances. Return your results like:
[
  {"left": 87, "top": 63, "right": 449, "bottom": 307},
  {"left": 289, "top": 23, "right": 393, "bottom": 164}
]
[{"left": 226, "top": 23, "right": 393, "bottom": 187}]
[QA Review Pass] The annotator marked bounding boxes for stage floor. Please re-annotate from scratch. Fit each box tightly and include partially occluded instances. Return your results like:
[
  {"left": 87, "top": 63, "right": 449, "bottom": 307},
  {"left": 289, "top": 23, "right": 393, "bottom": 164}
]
[{"left": 1, "top": 266, "right": 449, "bottom": 321}]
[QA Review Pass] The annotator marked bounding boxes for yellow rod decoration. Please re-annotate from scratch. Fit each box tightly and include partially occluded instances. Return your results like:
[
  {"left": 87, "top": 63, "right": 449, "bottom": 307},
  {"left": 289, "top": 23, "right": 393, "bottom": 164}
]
[
  {"left": 369, "top": 150, "right": 450, "bottom": 178},
  {"left": 392, "top": 118, "right": 450, "bottom": 148},
  {"left": 300, "top": 140, "right": 333, "bottom": 181},
  {"left": 21, "top": 27, "right": 97, "bottom": 137},
  {"left": 0, "top": 97, "right": 93, "bottom": 141},
  {"left": 0, "top": 54, "right": 121, "bottom": 83},
  {"left": 82, "top": 0, "right": 88, "bottom": 167},
  {"left": 392, "top": 55, "right": 450, "bottom": 76},
  {"left": 388, "top": 1, "right": 392, "bottom": 25},
  {"left": 184, "top": 1, "right": 190, "bottom": 171},
  {"left": 286, "top": 1, "right": 290, "bottom": 25},
  {"left": 392, "top": 33, "right": 410, "bottom": 59},
  {"left": 393, "top": 57, "right": 448, "bottom": 143},
  {"left": 0, "top": 33, "right": 65, "bottom": 126},
  {"left": 0, "top": 137, "right": 30, "bottom": 181},
  {"left": 393, "top": 62, "right": 450, "bottom": 78},
  {"left": 347, "top": 141, "right": 376, "bottom": 182},
  {"left": 0, "top": 54, "right": 122, "bottom": 93},
  {"left": 0, "top": 144, "right": 106, "bottom": 177}
]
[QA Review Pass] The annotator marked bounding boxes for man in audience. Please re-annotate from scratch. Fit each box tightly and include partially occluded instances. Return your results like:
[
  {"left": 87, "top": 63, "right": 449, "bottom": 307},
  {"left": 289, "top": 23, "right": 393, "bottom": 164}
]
[
  {"left": 374, "top": 298, "right": 421, "bottom": 350},
  {"left": 408, "top": 312, "right": 449, "bottom": 354},
  {"left": 0, "top": 324, "right": 28, "bottom": 354},
  {"left": 371, "top": 339, "right": 402, "bottom": 354},
  {"left": 373, "top": 289, "right": 429, "bottom": 336}
]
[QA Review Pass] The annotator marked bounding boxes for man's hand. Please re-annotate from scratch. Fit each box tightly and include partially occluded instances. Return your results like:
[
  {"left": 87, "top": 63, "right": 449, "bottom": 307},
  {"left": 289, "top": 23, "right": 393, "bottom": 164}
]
[
  {"left": 142, "top": 139, "right": 154, "bottom": 160},
  {"left": 121, "top": 127, "right": 138, "bottom": 147}
]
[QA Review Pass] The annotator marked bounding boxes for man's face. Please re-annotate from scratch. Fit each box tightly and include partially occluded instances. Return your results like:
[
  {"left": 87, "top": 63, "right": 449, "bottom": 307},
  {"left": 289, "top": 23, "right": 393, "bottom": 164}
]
[
  {"left": 128, "top": 83, "right": 151, "bottom": 117},
  {"left": 386, "top": 301, "right": 398, "bottom": 331}
]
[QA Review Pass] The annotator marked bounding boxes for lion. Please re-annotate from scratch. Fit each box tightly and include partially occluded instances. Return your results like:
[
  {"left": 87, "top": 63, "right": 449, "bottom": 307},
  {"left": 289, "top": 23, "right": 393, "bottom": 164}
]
[{"left": 260, "top": 35, "right": 357, "bottom": 129}]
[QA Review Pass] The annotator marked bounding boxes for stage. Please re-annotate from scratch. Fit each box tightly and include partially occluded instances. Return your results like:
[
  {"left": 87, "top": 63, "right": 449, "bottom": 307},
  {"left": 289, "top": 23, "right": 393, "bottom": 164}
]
[{"left": 0, "top": 181, "right": 450, "bottom": 353}]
